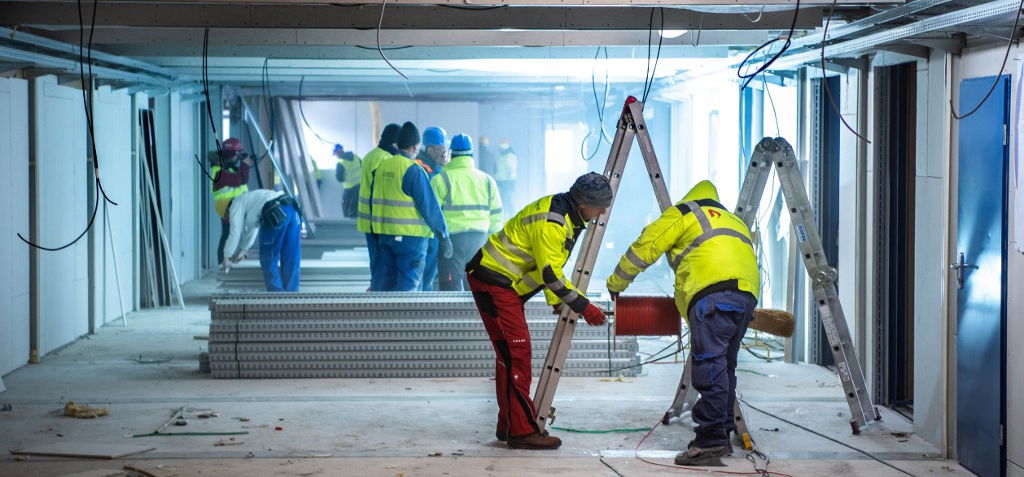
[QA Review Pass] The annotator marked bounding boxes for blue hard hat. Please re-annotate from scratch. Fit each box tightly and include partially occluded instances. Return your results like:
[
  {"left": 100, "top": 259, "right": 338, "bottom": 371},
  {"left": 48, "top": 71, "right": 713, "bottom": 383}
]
[
  {"left": 422, "top": 126, "right": 447, "bottom": 147},
  {"left": 450, "top": 134, "right": 473, "bottom": 154},
  {"left": 333, "top": 144, "right": 343, "bottom": 154}
]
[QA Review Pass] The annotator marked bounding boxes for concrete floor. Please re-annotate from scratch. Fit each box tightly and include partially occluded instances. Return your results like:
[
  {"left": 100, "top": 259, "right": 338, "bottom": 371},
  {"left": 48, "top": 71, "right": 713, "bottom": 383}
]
[{"left": 0, "top": 277, "right": 972, "bottom": 477}]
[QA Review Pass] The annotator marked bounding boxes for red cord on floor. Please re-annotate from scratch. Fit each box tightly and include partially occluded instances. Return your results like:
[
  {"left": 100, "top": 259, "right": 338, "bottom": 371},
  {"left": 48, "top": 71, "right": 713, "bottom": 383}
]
[{"left": 633, "top": 417, "right": 795, "bottom": 477}]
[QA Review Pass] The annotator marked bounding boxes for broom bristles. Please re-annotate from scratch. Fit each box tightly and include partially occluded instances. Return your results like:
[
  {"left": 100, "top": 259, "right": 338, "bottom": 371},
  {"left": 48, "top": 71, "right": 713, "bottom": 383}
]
[{"left": 751, "top": 308, "right": 795, "bottom": 338}]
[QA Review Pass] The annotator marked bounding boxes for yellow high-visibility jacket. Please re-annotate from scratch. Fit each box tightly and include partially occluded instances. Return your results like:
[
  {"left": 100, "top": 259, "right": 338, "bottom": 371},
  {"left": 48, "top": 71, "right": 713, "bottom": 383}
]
[
  {"left": 607, "top": 180, "right": 760, "bottom": 316},
  {"left": 430, "top": 155, "right": 503, "bottom": 235},
  {"left": 357, "top": 146, "right": 396, "bottom": 233},
  {"left": 468, "top": 193, "right": 591, "bottom": 313}
]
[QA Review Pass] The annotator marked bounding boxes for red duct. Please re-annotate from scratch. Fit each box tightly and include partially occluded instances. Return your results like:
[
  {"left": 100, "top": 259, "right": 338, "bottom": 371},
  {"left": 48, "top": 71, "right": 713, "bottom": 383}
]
[{"left": 613, "top": 296, "right": 680, "bottom": 336}]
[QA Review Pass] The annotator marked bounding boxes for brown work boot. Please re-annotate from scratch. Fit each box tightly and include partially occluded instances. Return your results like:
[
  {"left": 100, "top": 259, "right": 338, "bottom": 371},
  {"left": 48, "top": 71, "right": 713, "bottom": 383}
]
[
  {"left": 674, "top": 445, "right": 730, "bottom": 466},
  {"left": 507, "top": 432, "right": 562, "bottom": 450}
]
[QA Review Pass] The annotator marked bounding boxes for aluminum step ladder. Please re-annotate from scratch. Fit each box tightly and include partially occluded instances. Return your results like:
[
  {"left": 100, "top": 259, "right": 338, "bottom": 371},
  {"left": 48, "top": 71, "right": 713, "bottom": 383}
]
[{"left": 663, "top": 137, "right": 880, "bottom": 434}]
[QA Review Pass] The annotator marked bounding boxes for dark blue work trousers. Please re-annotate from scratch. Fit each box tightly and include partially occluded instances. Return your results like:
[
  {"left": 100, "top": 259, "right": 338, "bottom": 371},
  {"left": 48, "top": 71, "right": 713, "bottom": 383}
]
[
  {"left": 259, "top": 204, "right": 301, "bottom": 292},
  {"left": 365, "top": 233, "right": 380, "bottom": 290},
  {"left": 688, "top": 289, "right": 757, "bottom": 448},
  {"left": 373, "top": 234, "right": 428, "bottom": 292},
  {"left": 421, "top": 236, "right": 439, "bottom": 291}
]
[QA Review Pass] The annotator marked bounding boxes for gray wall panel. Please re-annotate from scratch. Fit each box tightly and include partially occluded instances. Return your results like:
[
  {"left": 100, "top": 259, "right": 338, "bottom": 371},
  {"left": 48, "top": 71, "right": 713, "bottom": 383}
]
[
  {"left": 0, "top": 77, "right": 29, "bottom": 375},
  {"left": 32, "top": 76, "right": 88, "bottom": 356}
]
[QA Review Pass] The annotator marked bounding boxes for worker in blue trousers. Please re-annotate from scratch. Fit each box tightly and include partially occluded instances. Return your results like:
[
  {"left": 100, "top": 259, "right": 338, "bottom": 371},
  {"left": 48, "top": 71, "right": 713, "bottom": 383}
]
[
  {"left": 221, "top": 189, "right": 303, "bottom": 292},
  {"left": 358, "top": 123, "right": 402, "bottom": 291},
  {"left": 367, "top": 121, "right": 452, "bottom": 291},
  {"left": 418, "top": 126, "right": 448, "bottom": 291}
]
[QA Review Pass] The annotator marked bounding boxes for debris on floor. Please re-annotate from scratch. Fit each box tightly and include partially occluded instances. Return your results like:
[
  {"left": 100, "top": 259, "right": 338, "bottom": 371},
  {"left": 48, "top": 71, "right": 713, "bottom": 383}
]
[
  {"left": 55, "top": 468, "right": 125, "bottom": 477},
  {"left": 64, "top": 401, "right": 110, "bottom": 418},
  {"left": 214, "top": 437, "right": 244, "bottom": 446},
  {"left": 0, "top": 403, "right": 12, "bottom": 412},
  {"left": 427, "top": 452, "right": 442, "bottom": 457},
  {"left": 759, "top": 427, "right": 780, "bottom": 432},
  {"left": 124, "top": 463, "right": 177, "bottom": 477},
  {"left": 130, "top": 354, "right": 173, "bottom": 364},
  {"left": 598, "top": 375, "right": 631, "bottom": 383}
]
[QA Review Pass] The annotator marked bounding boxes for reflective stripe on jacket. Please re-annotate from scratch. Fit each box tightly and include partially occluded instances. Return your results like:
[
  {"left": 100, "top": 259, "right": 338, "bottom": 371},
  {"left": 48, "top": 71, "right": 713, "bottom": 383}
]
[
  {"left": 357, "top": 146, "right": 396, "bottom": 233},
  {"left": 606, "top": 180, "right": 760, "bottom": 316},
  {"left": 430, "top": 156, "right": 503, "bottom": 235},
  {"left": 472, "top": 193, "right": 590, "bottom": 313},
  {"left": 368, "top": 154, "right": 433, "bottom": 238}
]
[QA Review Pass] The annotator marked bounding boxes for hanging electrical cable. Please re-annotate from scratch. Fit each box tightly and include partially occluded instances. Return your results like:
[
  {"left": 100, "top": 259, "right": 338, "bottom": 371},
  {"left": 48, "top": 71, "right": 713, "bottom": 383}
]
[
  {"left": 580, "top": 46, "right": 612, "bottom": 161},
  {"left": 377, "top": 0, "right": 408, "bottom": 80},
  {"left": 820, "top": 0, "right": 871, "bottom": 143},
  {"left": 298, "top": 75, "right": 345, "bottom": 146},
  {"left": 197, "top": 28, "right": 225, "bottom": 183},
  {"left": 642, "top": 7, "right": 665, "bottom": 104},
  {"left": 18, "top": 0, "right": 115, "bottom": 251},
  {"left": 950, "top": 0, "right": 1024, "bottom": 120},
  {"left": 736, "top": 0, "right": 801, "bottom": 91}
]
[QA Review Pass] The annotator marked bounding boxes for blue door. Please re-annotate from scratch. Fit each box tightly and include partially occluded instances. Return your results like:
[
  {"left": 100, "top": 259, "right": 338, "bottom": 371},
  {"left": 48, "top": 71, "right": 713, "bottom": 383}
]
[{"left": 956, "top": 75, "right": 1008, "bottom": 477}]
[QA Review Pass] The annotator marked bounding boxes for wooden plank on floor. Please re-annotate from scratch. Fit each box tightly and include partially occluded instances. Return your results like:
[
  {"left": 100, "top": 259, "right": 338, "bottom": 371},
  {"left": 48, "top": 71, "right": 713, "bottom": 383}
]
[
  {"left": 10, "top": 443, "right": 155, "bottom": 459},
  {"left": 56, "top": 468, "right": 125, "bottom": 477}
]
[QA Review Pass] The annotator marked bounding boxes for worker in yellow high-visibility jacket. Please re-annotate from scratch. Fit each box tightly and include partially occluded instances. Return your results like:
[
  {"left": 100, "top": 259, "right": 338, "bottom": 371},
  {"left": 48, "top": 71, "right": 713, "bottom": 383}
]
[
  {"left": 334, "top": 144, "right": 362, "bottom": 218},
  {"left": 357, "top": 124, "right": 401, "bottom": 289},
  {"left": 465, "top": 172, "right": 611, "bottom": 450},
  {"left": 606, "top": 180, "right": 760, "bottom": 466},
  {"left": 212, "top": 138, "right": 251, "bottom": 264}
]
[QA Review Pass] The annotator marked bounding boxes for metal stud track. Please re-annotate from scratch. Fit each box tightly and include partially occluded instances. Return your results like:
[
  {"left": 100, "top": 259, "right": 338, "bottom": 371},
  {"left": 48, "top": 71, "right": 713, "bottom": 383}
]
[
  {"left": 211, "top": 368, "right": 633, "bottom": 379},
  {"left": 207, "top": 340, "right": 637, "bottom": 354}
]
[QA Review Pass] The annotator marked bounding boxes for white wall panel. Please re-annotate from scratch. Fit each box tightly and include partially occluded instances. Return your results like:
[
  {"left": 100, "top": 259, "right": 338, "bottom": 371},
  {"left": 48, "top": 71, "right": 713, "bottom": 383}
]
[
  {"left": 171, "top": 94, "right": 200, "bottom": 282},
  {"left": 32, "top": 76, "right": 88, "bottom": 356},
  {"left": 0, "top": 77, "right": 29, "bottom": 375},
  {"left": 92, "top": 87, "right": 133, "bottom": 326}
]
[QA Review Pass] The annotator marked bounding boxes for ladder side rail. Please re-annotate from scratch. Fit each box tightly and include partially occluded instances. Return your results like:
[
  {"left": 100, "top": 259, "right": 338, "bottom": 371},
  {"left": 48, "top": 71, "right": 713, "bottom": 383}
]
[
  {"left": 533, "top": 107, "right": 637, "bottom": 430},
  {"left": 236, "top": 93, "right": 296, "bottom": 200},
  {"left": 735, "top": 138, "right": 778, "bottom": 226},
  {"left": 628, "top": 101, "right": 673, "bottom": 210},
  {"left": 773, "top": 140, "right": 878, "bottom": 429}
]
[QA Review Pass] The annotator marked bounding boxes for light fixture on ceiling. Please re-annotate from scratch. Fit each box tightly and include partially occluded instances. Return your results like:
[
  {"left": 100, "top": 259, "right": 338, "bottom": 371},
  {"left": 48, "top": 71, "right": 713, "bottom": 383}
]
[
  {"left": 659, "top": 30, "right": 689, "bottom": 39},
  {"left": 554, "top": 85, "right": 566, "bottom": 91}
]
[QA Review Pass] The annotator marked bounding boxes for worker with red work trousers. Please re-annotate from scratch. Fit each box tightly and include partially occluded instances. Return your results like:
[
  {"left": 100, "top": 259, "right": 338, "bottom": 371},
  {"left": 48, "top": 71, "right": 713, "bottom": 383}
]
[
  {"left": 212, "top": 138, "right": 252, "bottom": 264},
  {"left": 465, "top": 172, "right": 612, "bottom": 450},
  {"left": 606, "top": 180, "right": 760, "bottom": 466}
]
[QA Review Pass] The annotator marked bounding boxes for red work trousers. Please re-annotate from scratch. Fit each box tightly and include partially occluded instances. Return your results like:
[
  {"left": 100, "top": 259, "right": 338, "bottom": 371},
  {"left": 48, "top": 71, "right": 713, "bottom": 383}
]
[{"left": 468, "top": 275, "right": 541, "bottom": 438}]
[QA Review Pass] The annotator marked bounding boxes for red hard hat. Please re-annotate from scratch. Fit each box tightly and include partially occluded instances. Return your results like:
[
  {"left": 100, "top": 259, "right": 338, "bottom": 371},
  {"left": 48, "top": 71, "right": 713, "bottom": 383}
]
[{"left": 222, "top": 138, "right": 243, "bottom": 153}]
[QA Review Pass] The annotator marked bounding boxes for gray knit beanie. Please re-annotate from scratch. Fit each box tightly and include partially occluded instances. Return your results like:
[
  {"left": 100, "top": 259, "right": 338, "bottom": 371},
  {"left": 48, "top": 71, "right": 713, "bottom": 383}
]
[{"left": 569, "top": 172, "right": 613, "bottom": 208}]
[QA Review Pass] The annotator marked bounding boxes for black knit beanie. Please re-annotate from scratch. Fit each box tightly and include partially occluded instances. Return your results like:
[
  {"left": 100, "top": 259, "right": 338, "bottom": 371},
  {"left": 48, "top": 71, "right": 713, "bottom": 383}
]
[
  {"left": 569, "top": 172, "right": 613, "bottom": 208},
  {"left": 380, "top": 123, "right": 401, "bottom": 145},
  {"left": 397, "top": 122, "right": 420, "bottom": 150}
]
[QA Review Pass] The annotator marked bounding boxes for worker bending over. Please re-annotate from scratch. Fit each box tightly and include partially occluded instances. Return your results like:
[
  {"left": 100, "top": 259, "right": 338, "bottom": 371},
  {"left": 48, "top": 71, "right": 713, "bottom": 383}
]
[
  {"left": 222, "top": 189, "right": 303, "bottom": 292},
  {"left": 466, "top": 172, "right": 611, "bottom": 450},
  {"left": 357, "top": 123, "right": 401, "bottom": 290},
  {"left": 418, "top": 126, "right": 448, "bottom": 291},
  {"left": 212, "top": 138, "right": 251, "bottom": 264},
  {"left": 606, "top": 180, "right": 760, "bottom": 466},
  {"left": 431, "top": 134, "right": 502, "bottom": 291},
  {"left": 334, "top": 144, "right": 362, "bottom": 218},
  {"left": 368, "top": 122, "right": 452, "bottom": 291}
]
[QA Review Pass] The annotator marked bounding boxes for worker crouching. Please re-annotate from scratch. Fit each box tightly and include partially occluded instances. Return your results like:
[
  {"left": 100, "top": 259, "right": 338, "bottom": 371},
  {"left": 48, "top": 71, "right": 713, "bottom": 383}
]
[
  {"left": 222, "top": 189, "right": 303, "bottom": 292},
  {"left": 606, "top": 180, "right": 760, "bottom": 466},
  {"left": 466, "top": 172, "right": 612, "bottom": 450}
]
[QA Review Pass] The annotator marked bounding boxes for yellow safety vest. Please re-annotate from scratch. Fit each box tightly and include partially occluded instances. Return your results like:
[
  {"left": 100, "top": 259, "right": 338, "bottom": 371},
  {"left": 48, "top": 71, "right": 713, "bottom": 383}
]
[
  {"left": 357, "top": 146, "right": 396, "bottom": 233},
  {"left": 607, "top": 180, "right": 760, "bottom": 316},
  {"left": 472, "top": 194, "right": 590, "bottom": 312},
  {"left": 211, "top": 165, "right": 249, "bottom": 219},
  {"left": 367, "top": 155, "right": 432, "bottom": 238},
  {"left": 430, "top": 156, "right": 503, "bottom": 235},
  {"left": 337, "top": 152, "right": 362, "bottom": 189}
]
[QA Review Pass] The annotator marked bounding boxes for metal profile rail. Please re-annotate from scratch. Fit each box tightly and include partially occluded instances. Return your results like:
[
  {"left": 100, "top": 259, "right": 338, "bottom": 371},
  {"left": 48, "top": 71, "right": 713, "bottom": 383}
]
[
  {"left": 211, "top": 368, "right": 631, "bottom": 379},
  {"left": 209, "top": 329, "right": 614, "bottom": 342},
  {"left": 771, "top": 0, "right": 1019, "bottom": 69},
  {"left": 208, "top": 350, "right": 637, "bottom": 362},
  {"left": 209, "top": 319, "right": 617, "bottom": 333},
  {"left": 208, "top": 340, "right": 638, "bottom": 354}
]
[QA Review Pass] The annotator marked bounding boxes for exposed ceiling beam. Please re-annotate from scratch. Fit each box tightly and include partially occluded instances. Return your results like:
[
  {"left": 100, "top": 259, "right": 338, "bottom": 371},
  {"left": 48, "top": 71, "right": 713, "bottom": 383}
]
[
  {"left": 32, "top": 27, "right": 779, "bottom": 48},
  {"left": 0, "top": 3, "right": 826, "bottom": 30}
]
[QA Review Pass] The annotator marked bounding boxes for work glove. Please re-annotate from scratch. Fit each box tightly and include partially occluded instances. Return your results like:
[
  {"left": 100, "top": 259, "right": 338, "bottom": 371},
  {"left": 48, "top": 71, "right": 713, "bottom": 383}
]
[
  {"left": 581, "top": 303, "right": 607, "bottom": 326},
  {"left": 440, "top": 237, "right": 454, "bottom": 259},
  {"left": 608, "top": 290, "right": 620, "bottom": 302}
]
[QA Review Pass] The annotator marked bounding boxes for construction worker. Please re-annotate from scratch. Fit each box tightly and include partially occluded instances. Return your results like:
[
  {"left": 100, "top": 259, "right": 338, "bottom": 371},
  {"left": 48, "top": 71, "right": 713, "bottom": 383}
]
[
  {"left": 477, "top": 135, "right": 496, "bottom": 176},
  {"left": 418, "top": 126, "right": 447, "bottom": 291},
  {"left": 334, "top": 144, "right": 362, "bottom": 218},
  {"left": 606, "top": 180, "right": 760, "bottom": 466},
  {"left": 221, "top": 189, "right": 302, "bottom": 292},
  {"left": 465, "top": 172, "right": 612, "bottom": 450},
  {"left": 368, "top": 122, "right": 452, "bottom": 291},
  {"left": 212, "top": 138, "right": 252, "bottom": 264},
  {"left": 357, "top": 123, "right": 401, "bottom": 290},
  {"left": 431, "top": 134, "right": 502, "bottom": 291},
  {"left": 493, "top": 138, "right": 518, "bottom": 215}
]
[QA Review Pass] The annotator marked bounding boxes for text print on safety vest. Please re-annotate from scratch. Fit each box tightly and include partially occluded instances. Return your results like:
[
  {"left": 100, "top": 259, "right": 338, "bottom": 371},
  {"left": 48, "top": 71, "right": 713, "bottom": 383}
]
[{"left": 797, "top": 224, "right": 808, "bottom": 243}]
